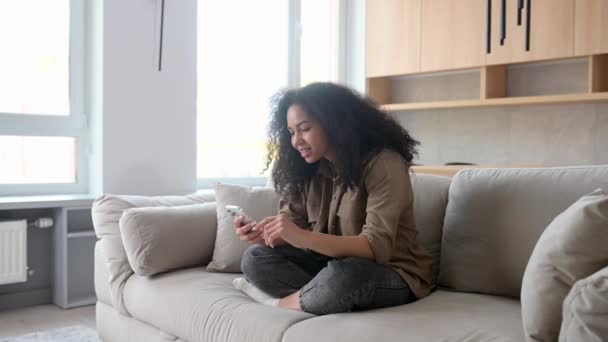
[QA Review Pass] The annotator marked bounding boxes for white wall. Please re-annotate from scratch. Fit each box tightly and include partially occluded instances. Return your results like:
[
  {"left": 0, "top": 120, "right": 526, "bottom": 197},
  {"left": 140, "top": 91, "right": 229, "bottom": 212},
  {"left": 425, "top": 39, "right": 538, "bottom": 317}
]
[
  {"left": 90, "top": 0, "right": 197, "bottom": 196},
  {"left": 87, "top": 0, "right": 103, "bottom": 196},
  {"left": 343, "top": 0, "right": 366, "bottom": 93}
]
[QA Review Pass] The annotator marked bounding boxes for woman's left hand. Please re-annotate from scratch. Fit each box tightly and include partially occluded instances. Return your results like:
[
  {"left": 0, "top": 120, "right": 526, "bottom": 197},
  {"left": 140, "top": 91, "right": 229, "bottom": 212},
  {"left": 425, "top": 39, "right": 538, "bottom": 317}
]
[{"left": 257, "top": 215, "right": 308, "bottom": 248}]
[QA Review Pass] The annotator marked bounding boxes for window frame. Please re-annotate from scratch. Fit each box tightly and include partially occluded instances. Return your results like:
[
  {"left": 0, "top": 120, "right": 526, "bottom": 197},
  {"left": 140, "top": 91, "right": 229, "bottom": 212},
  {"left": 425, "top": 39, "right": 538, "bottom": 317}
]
[
  {"left": 196, "top": 0, "right": 346, "bottom": 189},
  {"left": 0, "top": 0, "right": 89, "bottom": 196}
]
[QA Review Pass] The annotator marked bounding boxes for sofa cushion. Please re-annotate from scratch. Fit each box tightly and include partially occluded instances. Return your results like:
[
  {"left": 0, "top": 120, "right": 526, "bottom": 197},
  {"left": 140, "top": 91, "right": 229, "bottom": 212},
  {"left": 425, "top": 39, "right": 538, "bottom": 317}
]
[
  {"left": 282, "top": 290, "right": 523, "bottom": 342},
  {"left": 560, "top": 265, "right": 608, "bottom": 342},
  {"left": 119, "top": 203, "right": 217, "bottom": 276},
  {"left": 92, "top": 192, "right": 215, "bottom": 314},
  {"left": 439, "top": 165, "right": 608, "bottom": 298},
  {"left": 122, "top": 268, "right": 313, "bottom": 342},
  {"left": 207, "top": 183, "right": 280, "bottom": 272},
  {"left": 411, "top": 173, "right": 451, "bottom": 286},
  {"left": 521, "top": 189, "right": 608, "bottom": 342}
]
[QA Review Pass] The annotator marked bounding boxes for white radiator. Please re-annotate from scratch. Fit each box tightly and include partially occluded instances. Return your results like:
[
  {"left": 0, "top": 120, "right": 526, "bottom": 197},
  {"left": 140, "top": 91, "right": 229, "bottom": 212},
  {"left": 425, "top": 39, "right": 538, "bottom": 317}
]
[{"left": 0, "top": 220, "right": 27, "bottom": 285}]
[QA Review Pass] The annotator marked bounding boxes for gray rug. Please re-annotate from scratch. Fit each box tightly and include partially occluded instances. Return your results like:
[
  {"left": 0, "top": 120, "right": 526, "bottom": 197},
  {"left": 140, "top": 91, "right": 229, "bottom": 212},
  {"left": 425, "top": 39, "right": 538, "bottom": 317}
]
[{"left": 0, "top": 325, "right": 100, "bottom": 342}]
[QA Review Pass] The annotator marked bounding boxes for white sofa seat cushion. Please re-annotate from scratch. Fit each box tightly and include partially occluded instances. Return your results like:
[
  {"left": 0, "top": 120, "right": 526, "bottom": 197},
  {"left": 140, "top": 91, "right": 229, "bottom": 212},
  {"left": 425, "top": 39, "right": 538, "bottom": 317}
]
[
  {"left": 97, "top": 301, "right": 186, "bottom": 342},
  {"left": 122, "top": 267, "right": 314, "bottom": 342},
  {"left": 282, "top": 290, "right": 523, "bottom": 342},
  {"left": 439, "top": 165, "right": 608, "bottom": 298}
]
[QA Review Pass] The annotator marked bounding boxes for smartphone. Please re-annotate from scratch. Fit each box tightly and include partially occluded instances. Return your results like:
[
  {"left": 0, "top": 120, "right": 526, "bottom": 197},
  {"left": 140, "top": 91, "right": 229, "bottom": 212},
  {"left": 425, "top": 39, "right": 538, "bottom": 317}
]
[{"left": 225, "top": 205, "right": 256, "bottom": 231}]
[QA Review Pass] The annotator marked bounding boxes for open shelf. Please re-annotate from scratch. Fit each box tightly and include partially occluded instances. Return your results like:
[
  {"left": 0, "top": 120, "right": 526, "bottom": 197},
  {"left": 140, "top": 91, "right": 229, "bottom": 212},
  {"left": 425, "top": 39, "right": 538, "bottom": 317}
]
[
  {"left": 382, "top": 92, "right": 608, "bottom": 112},
  {"left": 66, "top": 234, "right": 96, "bottom": 306},
  {"left": 53, "top": 206, "right": 97, "bottom": 309},
  {"left": 66, "top": 207, "right": 94, "bottom": 233},
  {"left": 369, "top": 55, "right": 608, "bottom": 112}
]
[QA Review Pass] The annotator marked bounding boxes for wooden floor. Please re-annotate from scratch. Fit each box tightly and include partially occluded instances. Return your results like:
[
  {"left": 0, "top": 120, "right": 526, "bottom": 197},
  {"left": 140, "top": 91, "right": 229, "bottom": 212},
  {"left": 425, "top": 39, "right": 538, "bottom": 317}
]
[{"left": 0, "top": 304, "right": 96, "bottom": 338}]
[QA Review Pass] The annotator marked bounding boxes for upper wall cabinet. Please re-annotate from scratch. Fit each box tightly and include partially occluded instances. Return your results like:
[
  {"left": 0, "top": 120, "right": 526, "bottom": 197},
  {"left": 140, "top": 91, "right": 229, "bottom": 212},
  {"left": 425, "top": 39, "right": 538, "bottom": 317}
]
[
  {"left": 366, "top": 0, "right": 421, "bottom": 77},
  {"left": 420, "top": 0, "right": 486, "bottom": 72},
  {"left": 485, "top": 0, "right": 574, "bottom": 65},
  {"left": 574, "top": 0, "right": 608, "bottom": 56}
]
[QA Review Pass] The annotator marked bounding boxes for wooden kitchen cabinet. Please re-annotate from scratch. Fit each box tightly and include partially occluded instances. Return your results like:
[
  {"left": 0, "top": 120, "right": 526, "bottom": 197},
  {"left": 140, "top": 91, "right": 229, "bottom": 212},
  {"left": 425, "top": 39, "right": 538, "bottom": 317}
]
[
  {"left": 366, "top": 0, "right": 421, "bottom": 77},
  {"left": 365, "top": 0, "right": 608, "bottom": 112},
  {"left": 486, "top": 0, "right": 574, "bottom": 65},
  {"left": 575, "top": 0, "right": 608, "bottom": 56},
  {"left": 420, "top": 0, "right": 486, "bottom": 72}
]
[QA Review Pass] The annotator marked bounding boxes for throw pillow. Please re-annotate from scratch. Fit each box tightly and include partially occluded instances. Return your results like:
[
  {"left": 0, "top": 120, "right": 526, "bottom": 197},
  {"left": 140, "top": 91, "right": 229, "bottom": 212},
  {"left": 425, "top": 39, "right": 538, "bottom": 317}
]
[
  {"left": 206, "top": 183, "right": 280, "bottom": 272},
  {"left": 119, "top": 202, "right": 217, "bottom": 276},
  {"left": 521, "top": 188, "right": 608, "bottom": 342},
  {"left": 559, "top": 265, "right": 608, "bottom": 342}
]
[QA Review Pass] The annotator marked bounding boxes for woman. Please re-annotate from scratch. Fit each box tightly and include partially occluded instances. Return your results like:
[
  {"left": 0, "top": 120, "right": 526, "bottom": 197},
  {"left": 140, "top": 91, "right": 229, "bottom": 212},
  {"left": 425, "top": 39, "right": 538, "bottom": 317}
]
[{"left": 232, "top": 82, "right": 433, "bottom": 315}]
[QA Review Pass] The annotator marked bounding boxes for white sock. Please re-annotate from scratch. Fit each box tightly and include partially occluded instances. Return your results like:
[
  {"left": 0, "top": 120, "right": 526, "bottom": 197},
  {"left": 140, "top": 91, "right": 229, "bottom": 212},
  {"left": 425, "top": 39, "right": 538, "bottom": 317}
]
[{"left": 233, "top": 277, "right": 279, "bottom": 307}]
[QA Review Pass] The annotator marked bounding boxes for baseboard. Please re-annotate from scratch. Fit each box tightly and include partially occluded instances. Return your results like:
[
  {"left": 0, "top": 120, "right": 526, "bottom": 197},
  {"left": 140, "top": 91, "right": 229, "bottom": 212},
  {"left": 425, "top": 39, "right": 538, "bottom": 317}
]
[{"left": 0, "top": 288, "right": 51, "bottom": 311}]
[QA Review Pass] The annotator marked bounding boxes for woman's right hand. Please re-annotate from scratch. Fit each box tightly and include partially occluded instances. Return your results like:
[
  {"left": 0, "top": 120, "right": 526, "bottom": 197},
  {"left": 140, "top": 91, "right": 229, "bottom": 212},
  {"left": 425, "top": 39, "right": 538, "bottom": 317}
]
[{"left": 233, "top": 215, "right": 264, "bottom": 245}]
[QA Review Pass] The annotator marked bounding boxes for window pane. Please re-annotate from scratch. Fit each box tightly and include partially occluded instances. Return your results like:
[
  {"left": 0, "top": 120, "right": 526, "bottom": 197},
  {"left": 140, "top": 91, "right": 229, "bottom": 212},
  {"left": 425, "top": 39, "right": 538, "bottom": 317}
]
[
  {"left": 300, "top": 0, "right": 340, "bottom": 86},
  {"left": 0, "top": 0, "right": 70, "bottom": 116},
  {"left": 0, "top": 136, "right": 76, "bottom": 184},
  {"left": 197, "top": 0, "right": 288, "bottom": 179}
]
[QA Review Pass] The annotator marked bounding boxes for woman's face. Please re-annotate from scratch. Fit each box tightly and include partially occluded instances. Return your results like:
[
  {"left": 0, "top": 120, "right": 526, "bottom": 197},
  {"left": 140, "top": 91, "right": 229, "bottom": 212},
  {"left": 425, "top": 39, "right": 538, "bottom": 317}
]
[{"left": 286, "top": 104, "right": 335, "bottom": 164}]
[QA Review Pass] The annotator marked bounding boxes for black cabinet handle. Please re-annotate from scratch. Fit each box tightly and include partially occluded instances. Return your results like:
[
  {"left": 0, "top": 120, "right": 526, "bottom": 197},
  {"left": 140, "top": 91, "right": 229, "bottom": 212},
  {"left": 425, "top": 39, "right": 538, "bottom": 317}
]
[
  {"left": 158, "top": 0, "right": 165, "bottom": 72},
  {"left": 518, "top": 0, "right": 524, "bottom": 25},
  {"left": 525, "top": 0, "right": 531, "bottom": 51},
  {"left": 487, "top": 0, "right": 492, "bottom": 54},
  {"left": 500, "top": 0, "right": 506, "bottom": 45}
]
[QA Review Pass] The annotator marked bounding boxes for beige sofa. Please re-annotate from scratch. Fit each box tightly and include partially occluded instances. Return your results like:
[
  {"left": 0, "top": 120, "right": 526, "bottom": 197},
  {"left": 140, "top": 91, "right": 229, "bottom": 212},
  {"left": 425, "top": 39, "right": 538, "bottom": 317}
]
[{"left": 92, "top": 165, "right": 608, "bottom": 342}]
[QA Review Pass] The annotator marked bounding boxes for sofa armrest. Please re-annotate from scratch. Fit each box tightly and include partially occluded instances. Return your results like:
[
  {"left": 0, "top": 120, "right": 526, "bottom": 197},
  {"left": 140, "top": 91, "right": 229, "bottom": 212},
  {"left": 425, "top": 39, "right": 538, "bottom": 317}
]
[{"left": 92, "top": 192, "right": 215, "bottom": 315}]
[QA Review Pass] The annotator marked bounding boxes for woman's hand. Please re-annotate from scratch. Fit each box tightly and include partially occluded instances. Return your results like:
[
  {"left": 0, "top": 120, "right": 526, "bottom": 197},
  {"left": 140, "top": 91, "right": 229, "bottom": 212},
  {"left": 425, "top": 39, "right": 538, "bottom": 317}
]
[
  {"left": 257, "top": 215, "right": 309, "bottom": 248},
  {"left": 233, "top": 215, "right": 264, "bottom": 245}
]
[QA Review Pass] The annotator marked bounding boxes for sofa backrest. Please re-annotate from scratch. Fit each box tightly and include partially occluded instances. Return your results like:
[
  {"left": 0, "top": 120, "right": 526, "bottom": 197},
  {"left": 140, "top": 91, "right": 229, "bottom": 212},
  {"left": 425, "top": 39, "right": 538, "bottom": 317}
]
[
  {"left": 410, "top": 173, "right": 452, "bottom": 286},
  {"left": 438, "top": 165, "right": 608, "bottom": 298},
  {"left": 92, "top": 192, "right": 215, "bottom": 315}
]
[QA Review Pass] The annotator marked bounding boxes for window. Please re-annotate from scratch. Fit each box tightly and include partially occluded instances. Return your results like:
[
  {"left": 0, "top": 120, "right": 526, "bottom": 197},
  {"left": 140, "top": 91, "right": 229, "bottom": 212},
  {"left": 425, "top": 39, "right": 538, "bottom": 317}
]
[
  {"left": 0, "top": 0, "right": 87, "bottom": 196},
  {"left": 299, "top": 0, "right": 342, "bottom": 86},
  {"left": 197, "top": 0, "right": 343, "bottom": 187},
  {"left": 0, "top": 136, "right": 76, "bottom": 184}
]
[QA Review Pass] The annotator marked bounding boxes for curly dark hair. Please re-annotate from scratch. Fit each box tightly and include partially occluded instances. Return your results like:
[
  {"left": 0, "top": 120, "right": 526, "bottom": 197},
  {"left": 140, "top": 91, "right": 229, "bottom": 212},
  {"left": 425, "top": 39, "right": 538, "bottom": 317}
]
[{"left": 265, "top": 82, "right": 419, "bottom": 201}]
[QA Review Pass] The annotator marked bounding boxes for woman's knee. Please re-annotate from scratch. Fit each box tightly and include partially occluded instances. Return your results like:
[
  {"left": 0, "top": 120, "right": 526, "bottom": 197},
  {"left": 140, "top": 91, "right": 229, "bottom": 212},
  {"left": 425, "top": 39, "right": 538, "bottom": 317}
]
[
  {"left": 240, "top": 244, "right": 274, "bottom": 278},
  {"left": 325, "top": 257, "right": 374, "bottom": 285}
]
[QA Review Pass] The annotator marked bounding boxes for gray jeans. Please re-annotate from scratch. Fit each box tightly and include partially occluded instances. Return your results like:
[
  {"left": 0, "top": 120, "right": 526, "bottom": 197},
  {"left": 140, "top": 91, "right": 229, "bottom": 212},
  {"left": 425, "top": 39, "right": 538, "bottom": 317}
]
[{"left": 241, "top": 244, "right": 414, "bottom": 315}]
